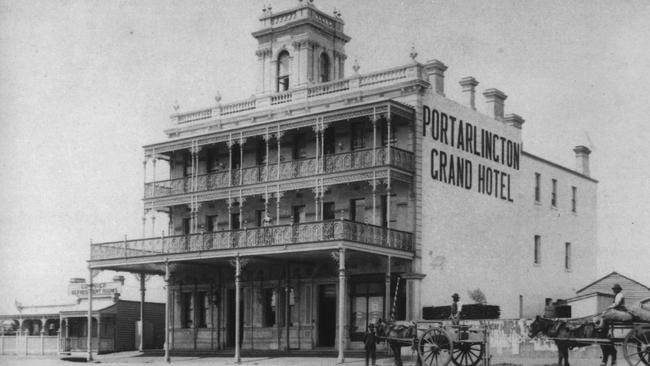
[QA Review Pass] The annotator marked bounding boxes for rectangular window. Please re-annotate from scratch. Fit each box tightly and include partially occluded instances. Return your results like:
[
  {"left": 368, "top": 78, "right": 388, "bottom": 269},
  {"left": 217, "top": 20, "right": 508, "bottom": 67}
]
[
  {"left": 350, "top": 198, "right": 365, "bottom": 222},
  {"left": 323, "top": 202, "right": 335, "bottom": 220},
  {"left": 292, "top": 133, "right": 307, "bottom": 159},
  {"left": 256, "top": 210, "right": 265, "bottom": 227},
  {"left": 206, "top": 147, "right": 215, "bottom": 172},
  {"left": 288, "top": 287, "right": 296, "bottom": 326},
  {"left": 534, "top": 235, "right": 541, "bottom": 265},
  {"left": 231, "top": 213, "right": 240, "bottom": 230},
  {"left": 323, "top": 127, "right": 336, "bottom": 155},
  {"left": 181, "top": 292, "right": 193, "bottom": 328},
  {"left": 571, "top": 186, "right": 577, "bottom": 212},
  {"left": 381, "top": 195, "right": 388, "bottom": 227},
  {"left": 292, "top": 205, "right": 306, "bottom": 223},
  {"left": 205, "top": 215, "right": 218, "bottom": 232},
  {"left": 231, "top": 144, "right": 241, "bottom": 169},
  {"left": 256, "top": 140, "right": 267, "bottom": 165},
  {"left": 551, "top": 179, "right": 557, "bottom": 207},
  {"left": 350, "top": 282, "right": 385, "bottom": 340},
  {"left": 182, "top": 217, "right": 191, "bottom": 235},
  {"left": 263, "top": 288, "right": 276, "bottom": 327},
  {"left": 196, "top": 292, "right": 208, "bottom": 328},
  {"left": 565, "top": 242, "right": 571, "bottom": 270},
  {"left": 183, "top": 151, "right": 192, "bottom": 177},
  {"left": 351, "top": 122, "right": 365, "bottom": 150},
  {"left": 534, "top": 173, "right": 541, "bottom": 202}
]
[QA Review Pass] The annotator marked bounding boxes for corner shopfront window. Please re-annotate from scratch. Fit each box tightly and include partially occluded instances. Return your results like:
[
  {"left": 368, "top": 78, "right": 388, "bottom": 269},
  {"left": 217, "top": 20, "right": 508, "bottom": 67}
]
[{"left": 350, "top": 282, "right": 383, "bottom": 341}]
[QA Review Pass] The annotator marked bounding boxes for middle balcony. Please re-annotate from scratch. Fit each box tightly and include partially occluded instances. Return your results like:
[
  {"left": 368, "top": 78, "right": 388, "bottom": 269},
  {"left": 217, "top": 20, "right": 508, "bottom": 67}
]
[{"left": 145, "top": 146, "right": 414, "bottom": 200}]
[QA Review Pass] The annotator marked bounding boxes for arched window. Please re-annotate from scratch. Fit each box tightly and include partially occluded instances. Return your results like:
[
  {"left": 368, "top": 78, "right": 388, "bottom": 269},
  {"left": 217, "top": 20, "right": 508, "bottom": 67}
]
[
  {"left": 319, "top": 53, "right": 330, "bottom": 82},
  {"left": 277, "top": 51, "right": 290, "bottom": 91}
]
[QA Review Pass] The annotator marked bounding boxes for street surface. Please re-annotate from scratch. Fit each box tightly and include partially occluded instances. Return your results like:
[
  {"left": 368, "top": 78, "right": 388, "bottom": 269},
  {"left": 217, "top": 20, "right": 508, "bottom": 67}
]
[{"left": 0, "top": 352, "right": 607, "bottom": 366}]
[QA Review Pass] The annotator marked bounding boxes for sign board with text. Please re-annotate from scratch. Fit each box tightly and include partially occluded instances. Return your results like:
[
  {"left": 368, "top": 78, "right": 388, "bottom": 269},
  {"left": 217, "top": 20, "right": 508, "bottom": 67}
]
[{"left": 68, "top": 282, "right": 121, "bottom": 298}]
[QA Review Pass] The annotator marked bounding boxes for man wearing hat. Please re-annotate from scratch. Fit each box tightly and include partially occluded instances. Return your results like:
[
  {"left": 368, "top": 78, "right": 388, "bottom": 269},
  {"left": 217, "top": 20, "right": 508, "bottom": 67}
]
[
  {"left": 607, "top": 283, "right": 626, "bottom": 311},
  {"left": 450, "top": 293, "right": 463, "bottom": 325}
]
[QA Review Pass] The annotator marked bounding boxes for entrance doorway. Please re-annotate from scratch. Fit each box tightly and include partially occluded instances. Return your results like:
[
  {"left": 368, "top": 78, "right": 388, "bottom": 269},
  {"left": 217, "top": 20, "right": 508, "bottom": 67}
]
[
  {"left": 226, "top": 289, "right": 243, "bottom": 348},
  {"left": 318, "top": 284, "right": 337, "bottom": 347}
]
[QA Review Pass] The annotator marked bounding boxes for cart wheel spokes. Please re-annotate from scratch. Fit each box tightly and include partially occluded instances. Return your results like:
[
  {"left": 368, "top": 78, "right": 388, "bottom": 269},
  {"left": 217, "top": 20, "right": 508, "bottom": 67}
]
[
  {"left": 452, "top": 341, "right": 484, "bottom": 366},
  {"left": 623, "top": 326, "right": 650, "bottom": 366},
  {"left": 419, "top": 327, "right": 453, "bottom": 366}
]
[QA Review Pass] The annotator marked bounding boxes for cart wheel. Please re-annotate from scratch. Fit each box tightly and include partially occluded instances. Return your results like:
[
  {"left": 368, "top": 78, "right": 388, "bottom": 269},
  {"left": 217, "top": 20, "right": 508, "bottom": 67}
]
[
  {"left": 418, "top": 326, "right": 453, "bottom": 366},
  {"left": 623, "top": 325, "right": 650, "bottom": 366},
  {"left": 452, "top": 340, "right": 484, "bottom": 366}
]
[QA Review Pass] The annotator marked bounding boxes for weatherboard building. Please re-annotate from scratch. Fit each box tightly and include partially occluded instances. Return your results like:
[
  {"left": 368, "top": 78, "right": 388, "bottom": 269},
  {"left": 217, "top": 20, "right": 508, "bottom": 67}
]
[{"left": 88, "top": 1, "right": 597, "bottom": 359}]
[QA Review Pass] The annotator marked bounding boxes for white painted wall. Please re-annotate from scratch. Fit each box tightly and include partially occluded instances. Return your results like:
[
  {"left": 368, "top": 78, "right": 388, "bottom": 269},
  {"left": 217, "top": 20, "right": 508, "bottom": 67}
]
[{"left": 413, "top": 86, "right": 597, "bottom": 318}]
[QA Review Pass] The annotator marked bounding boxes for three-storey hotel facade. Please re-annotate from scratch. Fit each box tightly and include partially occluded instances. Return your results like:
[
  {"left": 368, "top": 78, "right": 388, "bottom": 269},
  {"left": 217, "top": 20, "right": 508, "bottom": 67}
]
[{"left": 88, "top": 1, "right": 597, "bottom": 359}]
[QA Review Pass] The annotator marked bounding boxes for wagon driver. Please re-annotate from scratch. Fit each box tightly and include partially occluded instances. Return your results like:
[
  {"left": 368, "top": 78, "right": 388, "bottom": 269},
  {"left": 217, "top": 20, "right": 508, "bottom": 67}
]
[
  {"left": 450, "top": 293, "right": 463, "bottom": 325},
  {"left": 606, "top": 283, "right": 626, "bottom": 312}
]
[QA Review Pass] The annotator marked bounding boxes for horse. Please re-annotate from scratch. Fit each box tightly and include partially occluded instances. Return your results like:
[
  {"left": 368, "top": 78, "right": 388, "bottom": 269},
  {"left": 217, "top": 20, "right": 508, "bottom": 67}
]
[
  {"left": 376, "top": 319, "right": 421, "bottom": 366},
  {"left": 528, "top": 315, "right": 616, "bottom": 366}
]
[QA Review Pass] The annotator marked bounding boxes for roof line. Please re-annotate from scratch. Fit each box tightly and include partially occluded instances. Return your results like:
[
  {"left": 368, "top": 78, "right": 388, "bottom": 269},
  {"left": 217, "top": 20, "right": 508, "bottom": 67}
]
[
  {"left": 576, "top": 271, "right": 650, "bottom": 293},
  {"left": 522, "top": 150, "right": 598, "bottom": 183}
]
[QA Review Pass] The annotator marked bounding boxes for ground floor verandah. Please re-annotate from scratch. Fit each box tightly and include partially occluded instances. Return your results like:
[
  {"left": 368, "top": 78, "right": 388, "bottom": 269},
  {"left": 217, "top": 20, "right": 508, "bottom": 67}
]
[{"left": 89, "top": 241, "right": 417, "bottom": 362}]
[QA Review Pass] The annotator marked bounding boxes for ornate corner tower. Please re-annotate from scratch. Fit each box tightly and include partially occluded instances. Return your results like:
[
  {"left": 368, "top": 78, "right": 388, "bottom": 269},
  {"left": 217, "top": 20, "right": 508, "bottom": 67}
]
[{"left": 252, "top": 0, "right": 351, "bottom": 94}]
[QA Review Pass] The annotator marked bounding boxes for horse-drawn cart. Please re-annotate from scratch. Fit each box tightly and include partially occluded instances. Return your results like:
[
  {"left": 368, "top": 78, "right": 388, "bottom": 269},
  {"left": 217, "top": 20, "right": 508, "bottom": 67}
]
[
  {"left": 529, "top": 316, "right": 650, "bottom": 366},
  {"left": 379, "top": 320, "right": 490, "bottom": 366}
]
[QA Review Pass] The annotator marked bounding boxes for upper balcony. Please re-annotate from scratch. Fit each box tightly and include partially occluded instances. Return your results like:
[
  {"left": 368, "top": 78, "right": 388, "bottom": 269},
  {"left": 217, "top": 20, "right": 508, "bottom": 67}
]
[
  {"left": 144, "top": 146, "right": 414, "bottom": 200},
  {"left": 90, "top": 219, "right": 414, "bottom": 268}
]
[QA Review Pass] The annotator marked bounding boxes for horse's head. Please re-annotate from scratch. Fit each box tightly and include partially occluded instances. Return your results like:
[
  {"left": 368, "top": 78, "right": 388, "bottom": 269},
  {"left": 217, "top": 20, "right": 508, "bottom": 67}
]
[{"left": 528, "top": 315, "right": 549, "bottom": 339}]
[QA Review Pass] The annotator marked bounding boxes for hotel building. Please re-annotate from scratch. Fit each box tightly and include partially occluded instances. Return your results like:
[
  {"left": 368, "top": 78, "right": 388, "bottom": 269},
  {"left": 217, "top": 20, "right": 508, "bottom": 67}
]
[{"left": 88, "top": 1, "right": 597, "bottom": 360}]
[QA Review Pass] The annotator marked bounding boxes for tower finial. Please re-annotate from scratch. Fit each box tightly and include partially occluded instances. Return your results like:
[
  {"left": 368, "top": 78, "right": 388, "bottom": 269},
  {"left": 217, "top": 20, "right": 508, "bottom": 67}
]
[
  {"left": 409, "top": 44, "right": 418, "bottom": 62},
  {"left": 352, "top": 58, "right": 360, "bottom": 74}
]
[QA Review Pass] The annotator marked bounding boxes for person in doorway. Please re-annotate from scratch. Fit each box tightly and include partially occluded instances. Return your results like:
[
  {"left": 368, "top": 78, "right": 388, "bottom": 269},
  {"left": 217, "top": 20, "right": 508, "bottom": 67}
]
[
  {"left": 450, "top": 293, "right": 463, "bottom": 326},
  {"left": 364, "top": 323, "right": 379, "bottom": 366}
]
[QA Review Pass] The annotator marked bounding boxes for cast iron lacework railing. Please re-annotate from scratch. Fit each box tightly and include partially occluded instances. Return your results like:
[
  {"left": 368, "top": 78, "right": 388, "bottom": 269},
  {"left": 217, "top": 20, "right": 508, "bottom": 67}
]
[
  {"left": 144, "top": 147, "right": 414, "bottom": 199},
  {"left": 90, "top": 220, "right": 414, "bottom": 261}
]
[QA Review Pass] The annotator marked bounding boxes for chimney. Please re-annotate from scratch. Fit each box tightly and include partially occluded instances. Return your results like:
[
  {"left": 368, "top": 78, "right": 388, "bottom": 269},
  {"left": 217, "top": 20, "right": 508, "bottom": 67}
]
[
  {"left": 503, "top": 113, "right": 525, "bottom": 129},
  {"left": 573, "top": 146, "right": 591, "bottom": 176},
  {"left": 459, "top": 77, "right": 479, "bottom": 110},
  {"left": 424, "top": 59, "right": 448, "bottom": 96},
  {"left": 483, "top": 88, "right": 507, "bottom": 121}
]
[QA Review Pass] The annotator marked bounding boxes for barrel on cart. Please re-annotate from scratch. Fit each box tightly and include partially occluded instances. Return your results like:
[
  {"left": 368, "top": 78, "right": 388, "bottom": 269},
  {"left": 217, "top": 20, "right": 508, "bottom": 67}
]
[{"left": 414, "top": 321, "right": 489, "bottom": 366}]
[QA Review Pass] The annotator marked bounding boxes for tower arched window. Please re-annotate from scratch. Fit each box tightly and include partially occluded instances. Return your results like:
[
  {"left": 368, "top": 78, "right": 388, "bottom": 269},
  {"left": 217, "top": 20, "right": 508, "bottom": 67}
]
[
  {"left": 319, "top": 53, "right": 330, "bottom": 82},
  {"left": 277, "top": 51, "right": 290, "bottom": 91}
]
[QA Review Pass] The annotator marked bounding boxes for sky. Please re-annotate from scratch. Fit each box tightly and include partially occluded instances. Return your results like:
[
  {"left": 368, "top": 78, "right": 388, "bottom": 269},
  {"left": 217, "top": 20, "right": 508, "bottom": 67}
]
[{"left": 0, "top": 0, "right": 649, "bottom": 314}]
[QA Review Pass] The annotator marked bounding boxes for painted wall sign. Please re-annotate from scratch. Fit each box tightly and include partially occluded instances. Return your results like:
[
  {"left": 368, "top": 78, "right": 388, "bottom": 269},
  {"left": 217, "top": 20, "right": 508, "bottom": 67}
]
[{"left": 422, "top": 105, "right": 521, "bottom": 202}]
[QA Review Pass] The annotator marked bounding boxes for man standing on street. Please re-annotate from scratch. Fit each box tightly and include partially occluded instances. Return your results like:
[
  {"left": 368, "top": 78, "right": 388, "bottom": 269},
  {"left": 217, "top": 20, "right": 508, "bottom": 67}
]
[{"left": 451, "top": 293, "right": 463, "bottom": 326}]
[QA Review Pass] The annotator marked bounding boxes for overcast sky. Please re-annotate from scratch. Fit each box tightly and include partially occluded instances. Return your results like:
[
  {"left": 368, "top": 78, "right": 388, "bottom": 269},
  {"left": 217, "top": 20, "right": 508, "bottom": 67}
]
[{"left": 1, "top": 0, "right": 649, "bottom": 314}]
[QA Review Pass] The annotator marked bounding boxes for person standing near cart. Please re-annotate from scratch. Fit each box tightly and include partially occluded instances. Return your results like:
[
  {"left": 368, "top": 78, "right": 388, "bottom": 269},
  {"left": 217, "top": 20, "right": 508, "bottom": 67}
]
[
  {"left": 450, "top": 293, "right": 463, "bottom": 325},
  {"left": 364, "top": 323, "right": 379, "bottom": 366}
]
